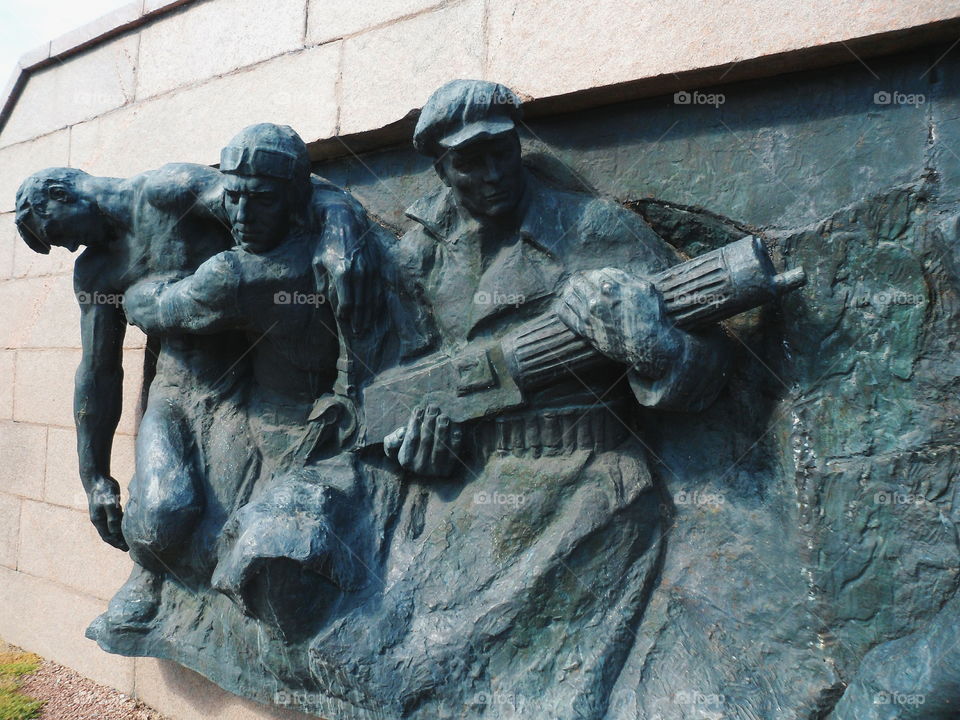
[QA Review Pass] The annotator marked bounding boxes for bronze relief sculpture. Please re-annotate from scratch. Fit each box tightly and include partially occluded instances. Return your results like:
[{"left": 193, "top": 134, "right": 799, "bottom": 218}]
[{"left": 33, "top": 78, "right": 960, "bottom": 720}]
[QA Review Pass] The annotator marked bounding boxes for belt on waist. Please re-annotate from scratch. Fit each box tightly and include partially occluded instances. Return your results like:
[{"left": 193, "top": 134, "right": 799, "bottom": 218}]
[{"left": 474, "top": 402, "right": 630, "bottom": 459}]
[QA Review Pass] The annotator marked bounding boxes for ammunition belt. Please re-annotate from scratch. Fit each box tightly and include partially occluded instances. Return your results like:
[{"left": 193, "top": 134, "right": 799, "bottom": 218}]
[{"left": 474, "top": 402, "right": 629, "bottom": 459}]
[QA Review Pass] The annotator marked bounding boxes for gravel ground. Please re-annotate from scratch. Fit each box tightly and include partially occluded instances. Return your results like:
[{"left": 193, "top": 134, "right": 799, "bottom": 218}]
[{"left": 7, "top": 646, "right": 167, "bottom": 720}]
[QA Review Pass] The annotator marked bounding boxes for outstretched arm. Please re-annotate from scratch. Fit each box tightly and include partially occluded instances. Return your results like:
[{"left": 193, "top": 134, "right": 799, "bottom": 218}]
[{"left": 74, "top": 274, "right": 129, "bottom": 550}]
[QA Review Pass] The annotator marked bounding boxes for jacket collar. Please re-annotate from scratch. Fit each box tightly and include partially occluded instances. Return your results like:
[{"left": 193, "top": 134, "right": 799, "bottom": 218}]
[{"left": 405, "top": 171, "right": 559, "bottom": 259}]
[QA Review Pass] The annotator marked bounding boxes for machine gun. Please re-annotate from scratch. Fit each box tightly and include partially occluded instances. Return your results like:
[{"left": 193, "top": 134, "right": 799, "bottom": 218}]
[{"left": 360, "top": 235, "right": 805, "bottom": 445}]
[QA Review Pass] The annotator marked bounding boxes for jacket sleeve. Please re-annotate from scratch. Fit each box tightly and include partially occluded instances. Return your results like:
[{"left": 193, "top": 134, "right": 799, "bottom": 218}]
[
  {"left": 628, "top": 324, "right": 731, "bottom": 412},
  {"left": 124, "top": 252, "right": 242, "bottom": 335},
  {"left": 590, "top": 201, "right": 733, "bottom": 412}
]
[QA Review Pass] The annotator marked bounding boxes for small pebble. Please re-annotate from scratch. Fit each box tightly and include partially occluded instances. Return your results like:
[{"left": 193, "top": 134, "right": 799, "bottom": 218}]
[{"left": 16, "top": 657, "right": 168, "bottom": 720}]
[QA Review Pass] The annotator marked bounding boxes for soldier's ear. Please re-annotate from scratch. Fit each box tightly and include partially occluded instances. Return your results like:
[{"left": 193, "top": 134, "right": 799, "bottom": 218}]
[{"left": 433, "top": 159, "right": 452, "bottom": 187}]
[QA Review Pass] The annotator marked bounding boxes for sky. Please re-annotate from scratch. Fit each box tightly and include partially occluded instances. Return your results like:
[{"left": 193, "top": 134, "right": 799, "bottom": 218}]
[{"left": 0, "top": 0, "right": 130, "bottom": 81}]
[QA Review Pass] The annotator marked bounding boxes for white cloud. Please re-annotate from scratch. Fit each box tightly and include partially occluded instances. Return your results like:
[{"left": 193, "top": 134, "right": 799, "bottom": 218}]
[{"left": 0, "top": 0, "right": 131, "bottom": 82}]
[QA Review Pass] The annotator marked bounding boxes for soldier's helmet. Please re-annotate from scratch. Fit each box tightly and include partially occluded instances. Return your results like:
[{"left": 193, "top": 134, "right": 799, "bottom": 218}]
[
  {"left": 220, "top": 123, "right": 310, "bottom": 184},
  {"left": 413, "top": 80, "right": 522, "bottom": 158}
]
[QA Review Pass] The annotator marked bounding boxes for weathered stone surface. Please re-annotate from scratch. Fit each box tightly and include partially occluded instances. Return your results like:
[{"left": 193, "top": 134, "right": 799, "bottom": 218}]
[
  {"left": 11, "top": 350, "right": 77, "bottom": 427},
  {"left": 0, "top": 351, "right": 13, "bottom": 419},
  {"left": 43, "top": 428, "right": 87, "bottom": 510},
  {"left": 16, "top": 43, "right": 51, "bottom": 71},
  {"left": 306, "top": 0, "right": 443, "bottom": 44},
  {"left": 17, "top": 500, "right": 132, "bottom": 601},
  {"left": 135, "top": 0, "right": 306, "bottom": 101},
  {"left": 486, "top": 0, "right": 960, "bottom": 101},
  {"left": 0, "top": 492, "right": 20, "bottom": 569},
  {"left": 135, "top": 659, "right": 312, "bottom": 720},
  {"left": 0, "top": 279, "right": 50, "bottom": 348},
  {"left": 124, "top": 324, "right": 147, "bottom": 350},
  {"left": 0, "top": 129, "right": 69, "bottom": 214},
  {"left": 0, "top": 212, "right": 15, "bottom": 279},
  {"left": 339, "top": 1, "right": 484, "bottom": 134},
  {"left": 13, "top": 232, "right": 76, "bottom": 278},
  {"left": 48, "top": 1, "right": 143, "bottom": 57},
  {"left": 0, "top": 421, "right": 46, "bottom": 500},
  {"left": 27, "top": 276, "right": 81, "bottom": 348},
  {"left": 70, "top": 42, "right": 339, "bottom": 176},
  {"left": 0, "top": 276, "right": 81, "bottom": 350},
  {"left": 0, "top": 34, "right": 138, "bottom": 148},
  {"left": 0, "top": 565, "right": 135, "bottom": 693}
]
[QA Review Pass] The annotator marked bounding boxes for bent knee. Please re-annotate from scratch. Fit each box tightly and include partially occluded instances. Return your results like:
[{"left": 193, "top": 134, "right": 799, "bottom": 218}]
[{"left": 124, "top": 472, "right": 204, "bottom": 555}]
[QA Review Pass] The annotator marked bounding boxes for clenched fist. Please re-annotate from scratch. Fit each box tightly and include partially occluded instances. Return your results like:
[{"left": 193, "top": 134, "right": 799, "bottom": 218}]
[
  {"left": 384, "top": 405, "right": 463, "bottom": 478},
  {"left": 557, "top": 267, "right": 682, "bottom": 378},
  {"left": 87, "top": 475, "right": 128, "bottom": 551}
]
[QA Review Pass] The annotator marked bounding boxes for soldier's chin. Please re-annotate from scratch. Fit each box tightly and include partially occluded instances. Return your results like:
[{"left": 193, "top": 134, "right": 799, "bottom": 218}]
[
  {"left": 48, "top": 236, "right": 80, "bottom": 252},
  {"left": 235, "top": 232, "right": 277, "bottom": 254},
  {"left": 234, "top": 231, "right": 261, "bottom": 249},
  {"left": 479, "top": 195, "right": 518, "bottom": 217}
]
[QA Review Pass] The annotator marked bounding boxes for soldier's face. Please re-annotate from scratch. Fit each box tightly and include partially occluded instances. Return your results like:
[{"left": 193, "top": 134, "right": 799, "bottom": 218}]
[
  {"left": 15, "top": 181, "right": 104, "bottom": 254},
  {"left": 436, "top": 132, "right": 524, "bottom": 219},
  {"left": 223, "top": 174, "right": 291, "bottom": 254}
]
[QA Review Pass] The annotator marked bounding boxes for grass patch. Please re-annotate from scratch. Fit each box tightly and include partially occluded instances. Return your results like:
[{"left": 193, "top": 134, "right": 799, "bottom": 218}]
[
  {"left": 0, "top": 653, "right": 40, "bottom": 678},
  {"left": 0, "top": 689, "right": 43, "bottom": 720},
  {"left": 0, "top": 651, "right": 44, "bottom": 720}
]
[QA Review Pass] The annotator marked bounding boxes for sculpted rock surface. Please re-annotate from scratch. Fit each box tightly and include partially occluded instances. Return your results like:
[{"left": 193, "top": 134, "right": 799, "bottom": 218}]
[{"left": 11, "top": 49, "right": 960, "bottom": 720}]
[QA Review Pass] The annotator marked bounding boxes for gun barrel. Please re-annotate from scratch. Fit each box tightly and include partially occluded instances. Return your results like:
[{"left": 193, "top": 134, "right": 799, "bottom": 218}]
[
  {"left": 655, "top": 235, "right": 804, "bottom": 329},
  {"left": 367, "top": 235, "right": 807, "bottom": 445},
  {"left": 506, "top": 235, "right": 806, "bottom": 390},
  {"left": 773, "top": 267, "right": 806, "bottom": 292}
]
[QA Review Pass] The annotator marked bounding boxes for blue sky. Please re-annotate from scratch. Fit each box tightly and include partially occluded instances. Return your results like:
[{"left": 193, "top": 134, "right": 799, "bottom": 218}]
[{"left": 0, "top": 0, "right": 129, "bottom": 81}]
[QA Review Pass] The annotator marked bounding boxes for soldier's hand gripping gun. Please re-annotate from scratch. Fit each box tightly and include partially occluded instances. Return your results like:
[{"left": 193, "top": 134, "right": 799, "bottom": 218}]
[{"left": 362, "top": 235, "right": 805, "bottom": 445}]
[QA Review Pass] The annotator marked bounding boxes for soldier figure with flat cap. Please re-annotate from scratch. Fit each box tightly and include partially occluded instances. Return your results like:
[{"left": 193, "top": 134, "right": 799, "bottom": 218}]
[{"left": 307, "top": 80, "right": 732, "bottom": 711}]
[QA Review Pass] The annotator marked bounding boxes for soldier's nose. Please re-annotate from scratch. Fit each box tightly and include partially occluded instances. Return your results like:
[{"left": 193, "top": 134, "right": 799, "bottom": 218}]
[
  {"left": 236, "top": 196, "right": 250, "bottom": 222},
  {"left": 483, "top": 156, "right": 503, "bottom": 183}
]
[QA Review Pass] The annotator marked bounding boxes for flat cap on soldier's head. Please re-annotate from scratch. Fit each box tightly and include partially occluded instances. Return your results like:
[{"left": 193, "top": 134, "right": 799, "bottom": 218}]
[{"left": 413, "top": 80, "right": 522, "bottom": 157}]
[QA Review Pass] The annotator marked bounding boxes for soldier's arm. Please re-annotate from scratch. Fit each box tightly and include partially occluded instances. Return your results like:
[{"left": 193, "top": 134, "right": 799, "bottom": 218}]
[
  {"left": 627, "top": 322, "right": 731, "bottom": 413},
  {"left": 561, "top": 205, "right": 732, "bottom": 412},
  {"left": 143, "top": 163, "right": 226, "bottom": 222},
  {"left": 618, "top": 212, "right": 732, "bottom": 412},
  {"left": 124, "top": 252, "right": 242, "bottom": 335},
  {"left": 311, "top": 193, "right": 384, "bottom": 335},
  {"left": 73, "top": 258, "right": 128, "bottom": 550}
]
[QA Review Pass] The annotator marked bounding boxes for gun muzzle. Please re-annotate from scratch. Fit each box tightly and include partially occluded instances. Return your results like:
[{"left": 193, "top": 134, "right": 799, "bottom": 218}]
[{"left": 655, "top": 235, "right": 806, "bottom": 330}]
